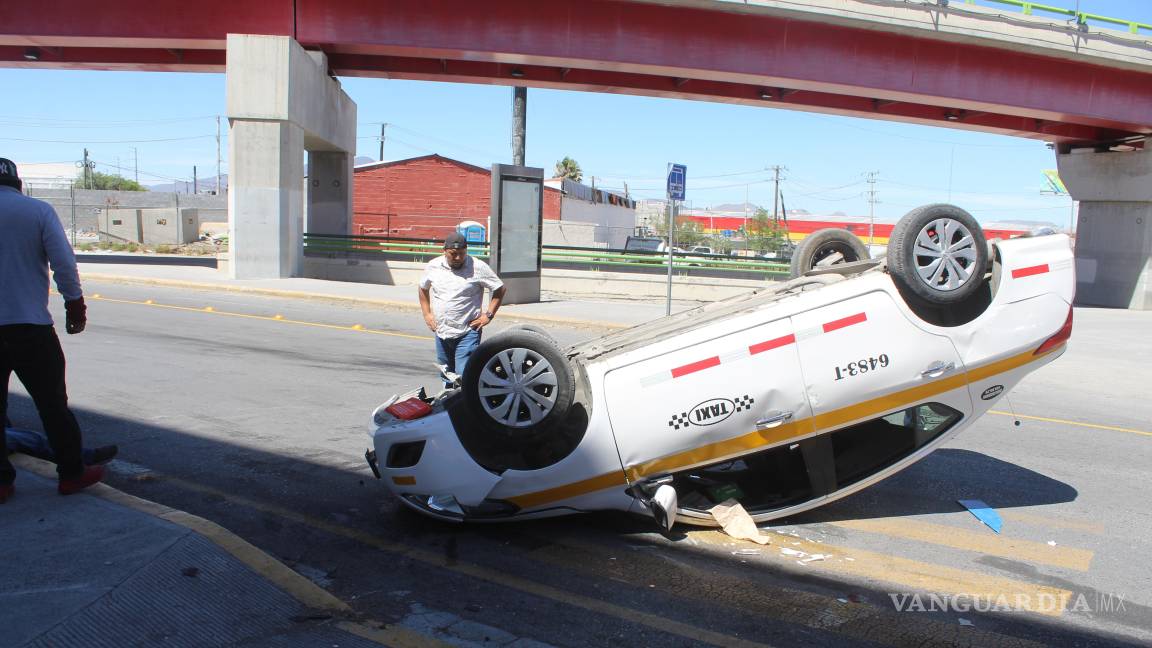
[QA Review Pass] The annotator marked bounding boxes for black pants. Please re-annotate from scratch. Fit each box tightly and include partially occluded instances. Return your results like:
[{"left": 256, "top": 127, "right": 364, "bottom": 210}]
[{"left": 0, "top": 324, "right": 84, "bottom": 483}]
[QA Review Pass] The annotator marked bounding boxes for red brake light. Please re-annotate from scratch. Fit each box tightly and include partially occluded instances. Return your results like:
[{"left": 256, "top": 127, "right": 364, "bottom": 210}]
[{"left": 1034, "top": 307, "right": 1073, "bottom": 355}]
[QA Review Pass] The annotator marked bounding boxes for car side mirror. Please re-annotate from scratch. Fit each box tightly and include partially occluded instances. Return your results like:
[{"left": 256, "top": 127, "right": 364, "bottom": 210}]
[{"left": 647, "top": 484, "right": 678, "bottom": 532}]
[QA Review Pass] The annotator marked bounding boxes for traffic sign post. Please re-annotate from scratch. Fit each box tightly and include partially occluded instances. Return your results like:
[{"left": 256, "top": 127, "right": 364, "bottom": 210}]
[
  {"left": 667, "top": 164, "right": 686, "bottom": 201},
  {"left": 666, "top": 164, "right": 687, "bottom": 315}
]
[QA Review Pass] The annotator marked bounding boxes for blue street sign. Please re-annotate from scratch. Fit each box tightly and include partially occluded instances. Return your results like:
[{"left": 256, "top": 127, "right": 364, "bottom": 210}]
[{"left": 667, "top": 163, "right": 687, "bottom": 201}]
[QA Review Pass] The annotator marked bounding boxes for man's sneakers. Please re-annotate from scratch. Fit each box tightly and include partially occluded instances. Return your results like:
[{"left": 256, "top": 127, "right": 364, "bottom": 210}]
[
  {"left": 90, "top": 445, "right": 119, "bottom": 465},
  {"left": 58, "top": 464, "right": 105, "bottom": 495},
  {"left": 0, "top": 483, "right": 12, "bottom": 504}
]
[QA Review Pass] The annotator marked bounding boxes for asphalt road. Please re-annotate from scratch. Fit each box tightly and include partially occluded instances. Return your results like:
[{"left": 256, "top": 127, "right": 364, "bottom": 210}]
[{"left": 7, "top": 281, "right": 1150, "bottom": 647}]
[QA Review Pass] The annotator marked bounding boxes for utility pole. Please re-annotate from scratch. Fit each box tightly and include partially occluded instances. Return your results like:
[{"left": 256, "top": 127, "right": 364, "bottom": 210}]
[
  {"left": 511, "top": 87, "right": 527, "bottom": 166},
  {"left": 192, "top": 166, "right": 197, "bottom": 195},
  {"left": 131, "top": 147, "right": 139, "bottom": 184},
  {"left": 377, "top": 122, "right": 388, "bottom": 162},
  {"left": 216, "top": 116, "right": 222, "bottom": 195},
  {"left": 769, "top": 165, "right": 786, "bottom": 224},
  {"left": 865, "top": 171, "right": 880, "bottom": 246},
  {"left": 82, "top": 148, "right": 92, "bottom": 189}
]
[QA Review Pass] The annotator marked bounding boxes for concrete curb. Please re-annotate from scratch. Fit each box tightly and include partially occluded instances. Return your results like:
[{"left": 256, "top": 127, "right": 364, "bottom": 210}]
[
  {"left": 11, "top": 454, "right": 448, "bottom": 648},
  {"left": 81, "top": 272, "right": 632, "bottom": 330}
]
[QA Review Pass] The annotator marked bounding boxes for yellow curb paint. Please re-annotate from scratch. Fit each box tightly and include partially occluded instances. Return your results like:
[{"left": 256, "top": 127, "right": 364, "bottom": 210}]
[
  {"left": 988, "top": 410, "right": 1152, "bottom": 437},
  {"left": 829, "top": 518, "right": 1094, "bottom": 571},
  {"left": 159, "top": 510, "right": 350, "bottom": 613},
  {"left": 687, "top": 529, "right": 1074, "bottom": 617},
  {"left": 10, "top": 456, "right": 351, "bottom": 614}
]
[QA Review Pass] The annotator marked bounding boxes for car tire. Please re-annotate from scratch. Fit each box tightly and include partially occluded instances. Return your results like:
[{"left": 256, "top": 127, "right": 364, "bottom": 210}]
[
  {"left": 789, "top": 228, "right": 869, "bottom": 278},
  {"left": 501, "top": 323, "right": 557, "bottom": 343},
  {"left": 887, "top": 204, "right": 989, "bottom": 306},
  {"left": 462, "top": 329, "right": 575, "bottom": 439}
]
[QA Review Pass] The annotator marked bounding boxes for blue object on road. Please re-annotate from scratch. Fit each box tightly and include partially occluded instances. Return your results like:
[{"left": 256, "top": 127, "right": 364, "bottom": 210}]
[{"left": 958, "top": 499, "right": 1002, "bottom": 533}]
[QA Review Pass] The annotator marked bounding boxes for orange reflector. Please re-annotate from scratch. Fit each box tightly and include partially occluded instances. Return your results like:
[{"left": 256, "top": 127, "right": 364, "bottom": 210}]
[
  {"left": 1035, "top": 307, "right": 1073, "bottom": 355},
  {"left": 392, "top": 476, "right": 416, "bottom": 486}
]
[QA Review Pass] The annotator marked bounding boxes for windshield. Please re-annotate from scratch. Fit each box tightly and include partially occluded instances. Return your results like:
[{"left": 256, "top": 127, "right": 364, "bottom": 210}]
[{"left": 626, "top": 238, "right": 663, "bottom": 252}]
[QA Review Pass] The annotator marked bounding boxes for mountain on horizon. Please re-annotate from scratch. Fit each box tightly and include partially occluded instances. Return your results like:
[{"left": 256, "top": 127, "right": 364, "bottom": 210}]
[
  {"left": 147, "top": 174, "right": 228, "bottom": 194},
  {"left": 145, "top": 157, "right": 376, "bottom": 193}
]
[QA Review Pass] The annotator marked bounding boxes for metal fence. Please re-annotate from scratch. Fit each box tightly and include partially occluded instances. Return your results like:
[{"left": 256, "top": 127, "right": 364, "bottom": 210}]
[{"left": 303, "top": 233, "right": 792, "bottom": 279}]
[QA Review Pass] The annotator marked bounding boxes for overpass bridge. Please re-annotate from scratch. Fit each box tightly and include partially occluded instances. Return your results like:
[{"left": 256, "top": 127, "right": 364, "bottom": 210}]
[{"left": 3, "top": 0, "right": 1152, "bottom": 307}]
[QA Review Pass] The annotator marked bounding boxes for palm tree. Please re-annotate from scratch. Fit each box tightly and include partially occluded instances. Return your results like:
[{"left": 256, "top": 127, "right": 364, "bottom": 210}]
[{"left": 554, "top": 157, "right": 583, "bottom": 182}]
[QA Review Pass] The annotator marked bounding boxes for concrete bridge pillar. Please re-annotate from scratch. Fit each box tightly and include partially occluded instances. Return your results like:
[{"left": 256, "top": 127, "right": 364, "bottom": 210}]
[
  {"left": 1057, "top": 146, "right": 1152, "bottom": 310},
  {"left": 225, "top": 35, "right": 356, "bottom": 278}
]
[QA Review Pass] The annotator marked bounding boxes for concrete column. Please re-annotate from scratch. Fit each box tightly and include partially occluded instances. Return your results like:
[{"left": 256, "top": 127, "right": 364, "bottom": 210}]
[
  {"left": 228, "top": 120, "right": 305, "bottom": 277},
  {"left": 226, "top": 35, "right": 356, "bottom": 279},
  {"left": 306, "top": 151, "right": 353, "bottom": 236},
  {"left": 1056, "top": 147, "right": 1152, "bottom": 310}
]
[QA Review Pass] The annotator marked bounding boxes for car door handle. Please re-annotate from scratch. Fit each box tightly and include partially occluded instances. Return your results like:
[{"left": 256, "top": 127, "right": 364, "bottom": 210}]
[
  {"left": 920, "top": 361, "right": 956, "bottom": 379},
  {"left": 756, "top": 410, "right": 794, "bottom": 429}
]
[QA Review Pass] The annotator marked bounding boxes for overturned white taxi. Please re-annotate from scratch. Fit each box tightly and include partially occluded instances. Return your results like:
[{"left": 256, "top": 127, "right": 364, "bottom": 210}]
[{"left": 366, "top": 204, "right": 1073, "bottom": 528}]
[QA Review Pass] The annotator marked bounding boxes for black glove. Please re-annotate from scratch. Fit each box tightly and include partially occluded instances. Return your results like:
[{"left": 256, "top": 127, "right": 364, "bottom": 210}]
[{"left": 64, "top": 297, "right": 87, "bottom": 335}]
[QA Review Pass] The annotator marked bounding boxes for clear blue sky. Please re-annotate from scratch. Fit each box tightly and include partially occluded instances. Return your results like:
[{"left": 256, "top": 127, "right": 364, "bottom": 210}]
[{"left": 1, "top": 0, "right": 1147, "bottom": 230}]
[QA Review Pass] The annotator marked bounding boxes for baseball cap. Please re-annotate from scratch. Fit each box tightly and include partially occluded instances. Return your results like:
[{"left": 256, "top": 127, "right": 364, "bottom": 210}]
[
  {"left": 0, "top": 158, "right": 19, "bottom": 189},
  {"left": 0, "top": 158, "right": 17, "bottom": 180},
  {"left": 444, "top": 232, "right": 468, "bottom": 250}
]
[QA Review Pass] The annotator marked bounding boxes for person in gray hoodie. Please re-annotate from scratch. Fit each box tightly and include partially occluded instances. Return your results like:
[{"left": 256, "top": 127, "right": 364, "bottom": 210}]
[{"left": 0, "top": 157, "right": 103, "bottom": 503}]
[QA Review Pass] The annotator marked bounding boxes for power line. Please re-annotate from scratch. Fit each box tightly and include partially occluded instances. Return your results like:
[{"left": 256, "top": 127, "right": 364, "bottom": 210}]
[
  {"left": 865, "top": 171, "right": 880, "bottom": 245},
  {"left": 0, "top": 135, "right": 215, "bottom": 144}
]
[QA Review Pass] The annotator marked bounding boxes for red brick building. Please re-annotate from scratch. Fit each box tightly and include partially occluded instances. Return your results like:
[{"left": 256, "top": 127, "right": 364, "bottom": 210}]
[{"left": 352, "top": 154, "right": 562, "bottom": 240}]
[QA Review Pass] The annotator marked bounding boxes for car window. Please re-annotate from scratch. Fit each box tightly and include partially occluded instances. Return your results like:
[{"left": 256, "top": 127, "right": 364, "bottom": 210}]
[{"left": 672, "top": 402, "right": 963, "bottom": 514}]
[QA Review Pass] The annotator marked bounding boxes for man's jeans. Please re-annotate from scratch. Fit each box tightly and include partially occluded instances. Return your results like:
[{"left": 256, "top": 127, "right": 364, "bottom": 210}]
[
  {"left": 435, "top": 328, "right": 482, "bottom": 385},
  {"left": 0, "top": 324, "right": 85, "bottom": 484},
  {"left": 5, "top": 426, "right": 101, "bottom": 465}
]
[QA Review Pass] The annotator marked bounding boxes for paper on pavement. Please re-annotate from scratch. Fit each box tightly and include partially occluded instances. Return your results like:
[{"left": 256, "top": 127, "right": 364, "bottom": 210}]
[{"left": 709, "top": 499, "right": 771, "bottom": 545}]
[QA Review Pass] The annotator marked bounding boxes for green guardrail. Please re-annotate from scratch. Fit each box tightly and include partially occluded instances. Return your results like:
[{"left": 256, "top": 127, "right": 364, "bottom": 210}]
[
  {"left": 964, "top": 0, "right": 1152, "bottom": 35},
  {"left": 303, "top": 234, "right": 792, "bottom": 277}
]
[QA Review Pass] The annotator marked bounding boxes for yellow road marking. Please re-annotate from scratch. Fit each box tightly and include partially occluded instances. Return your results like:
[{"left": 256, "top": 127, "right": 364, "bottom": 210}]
[
  {"left": 999, "top": 510, "right": 1105, "bottom": 534},
  {"left": 828, "top": 518, "right": 1094, "bottom": 571},
  {"left": 687, "top": 529, "right": 1074, "bottom": 617},
  {"left": 90, "top": 295, "right": 431, "bottom": 341},
  {"left": 989, "top": 410, "right": 1152, "bottom": 437},
  {"left": 156, "top": 474, "right": 773, "bottom": 648}
]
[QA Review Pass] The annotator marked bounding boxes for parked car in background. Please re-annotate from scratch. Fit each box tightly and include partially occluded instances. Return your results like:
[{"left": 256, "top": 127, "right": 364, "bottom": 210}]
[
  {"left": 366, "top": 204, "right": 1074, "bottom": 529},
  {"left": 624, "top": 235, "right": 667, "bottom": 254}
]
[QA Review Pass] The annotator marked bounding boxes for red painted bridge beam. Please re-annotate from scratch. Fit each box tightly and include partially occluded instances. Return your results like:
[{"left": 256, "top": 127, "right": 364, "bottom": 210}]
[
  {"left": 0, "top": 0, "right": 292, "bottom": 48},
  {"left": 299, "top": 0, "right": 1152, "bottom": 143},
  {"left": 327, "top": 53, "right": 1131, "bottom": 145},
  {"left": 0, "top": 46, "right": 224, "bottom": 73}
]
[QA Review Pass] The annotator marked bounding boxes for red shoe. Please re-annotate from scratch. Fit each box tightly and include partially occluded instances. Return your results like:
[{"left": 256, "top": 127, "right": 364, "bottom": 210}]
[
  {"left": 58, "top": 465, "right": 105, "bottom": 495},
  {"left": 0, "top": 483, "right": 12, "bottom": 504}
]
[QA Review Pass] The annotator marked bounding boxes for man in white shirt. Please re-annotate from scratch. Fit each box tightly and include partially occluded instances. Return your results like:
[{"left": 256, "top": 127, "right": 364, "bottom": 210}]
[{"left": 418, "top": 232, "right": 506, "bottom": 385}]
